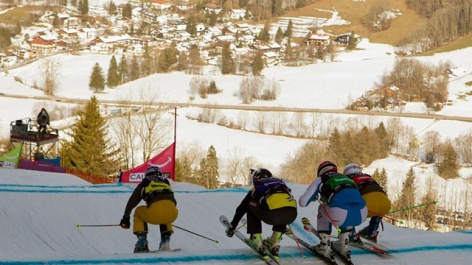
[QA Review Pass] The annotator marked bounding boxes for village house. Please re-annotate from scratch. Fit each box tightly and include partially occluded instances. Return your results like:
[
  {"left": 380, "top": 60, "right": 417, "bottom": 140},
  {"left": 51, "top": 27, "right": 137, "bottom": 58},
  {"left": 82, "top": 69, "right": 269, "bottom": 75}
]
[
  {"left": 204, "top": 3, "right": 222, "bottom": 14},
  {"left": 263, "top": 51, "right": 279, "bottom": 66},
  {"left": 14, "top": 49, "right": 35, "bottom": 60},
  {"left": 238, "top": 35, "right": 255, "bottom": 47},
  {"left": 89, "top": 35, "right": 131, "bottom": 54},
  {"left": 63, "top": 17, "right": 80, "bottom": 29},
  {"left": 176, "top": 1, "right": 192, "bottom": 11},
  {"left": 58, "top": 28, "right": 79, "bottom": 42},
  {"left": 267, "top": 42, "right": 282, "bottom": 53},
  {"left": 56, "top": 40, "right": 71, "bottom": 50},
  {"left": 78, "top": 28, "right": 98, "bottom": 43},
  {"left": 173, "top": 31, "right": 191, "bottom": 41},
  {"left": 334, "top": 32, "right": 359, "bottom": 45},
  {"left": 0, "top": 53, "right": 18, "bottom": 68},
  {"left": 229, "top": 9, "right": 246, "bottom": 20},
  {"left": 89, "top": 6, "right": 109, "bottom": 17},
  {"left": 151, "top": 0, "right": 173, "bottom": 10},
  {"left": 30, "top": 37, "right": 55, "bottom": 53},
  {"left": 307, "top": 32, "right": 330, "bottom": 46}
]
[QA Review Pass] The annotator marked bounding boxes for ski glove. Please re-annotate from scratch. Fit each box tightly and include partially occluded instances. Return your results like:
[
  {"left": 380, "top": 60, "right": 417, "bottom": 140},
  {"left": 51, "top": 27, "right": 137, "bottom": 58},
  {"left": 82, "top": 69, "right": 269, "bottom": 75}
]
[
  {"left": 225, "top": 224, "right": 235, "bottom": 237},
  {"left": 120, "top": 216, "right": 130, "bottom": 229}
]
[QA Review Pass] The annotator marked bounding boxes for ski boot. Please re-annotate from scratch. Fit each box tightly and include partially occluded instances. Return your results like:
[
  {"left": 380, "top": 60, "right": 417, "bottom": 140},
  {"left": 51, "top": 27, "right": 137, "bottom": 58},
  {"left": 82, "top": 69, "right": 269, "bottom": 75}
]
[
  {"left": 159, "top": 232, "right": 171, "bottom": 251},
  {"left": 359, "top": 226, "right": 379, "bottom": 242},
  {"left": 263, "top": 231, "right": 282, "bottom": 258},
  {"left": 249, "top": 233, "right": 268, "bottom": 256},
  {"left": 338, "top": 231, "right": 351, "bottom": 259},
  {"left": 134, "top": 232, "right": 149, "bottom": 253},
  {"left": 349, "top": 229, "right": 363, "bottom": 244},
  {"left": 315, "top": 232, "right": 332, "bottom": 258}
]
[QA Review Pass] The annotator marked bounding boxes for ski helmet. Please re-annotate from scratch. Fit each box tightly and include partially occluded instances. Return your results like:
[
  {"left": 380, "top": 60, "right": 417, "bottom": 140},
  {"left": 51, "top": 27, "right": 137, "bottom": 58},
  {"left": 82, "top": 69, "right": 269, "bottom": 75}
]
[
  {"left": 251, "top": 168, "right": 273, "bottom": 186},
  {"left": 317, "top": 161, "right": 337, "bottom": 177},
  {"left": 343, "top": 163, "right": 362, "bottom": 176},
  {"left": 145, "top": 165, "right": 164, "bottom": 181}
]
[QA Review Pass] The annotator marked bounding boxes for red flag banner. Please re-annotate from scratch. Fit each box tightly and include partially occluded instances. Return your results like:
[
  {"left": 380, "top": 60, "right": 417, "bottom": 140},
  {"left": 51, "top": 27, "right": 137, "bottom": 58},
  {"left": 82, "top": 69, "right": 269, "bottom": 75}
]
[{"left": 121, "top": 142, "right": 175, "bottom": 183}]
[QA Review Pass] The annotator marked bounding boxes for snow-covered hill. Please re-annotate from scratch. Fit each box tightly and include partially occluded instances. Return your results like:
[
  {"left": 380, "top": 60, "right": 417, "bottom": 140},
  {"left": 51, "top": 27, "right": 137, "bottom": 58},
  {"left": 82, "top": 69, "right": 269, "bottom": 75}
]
[{"left": 1, "top": 168, "right": 472, "bottom": 265}]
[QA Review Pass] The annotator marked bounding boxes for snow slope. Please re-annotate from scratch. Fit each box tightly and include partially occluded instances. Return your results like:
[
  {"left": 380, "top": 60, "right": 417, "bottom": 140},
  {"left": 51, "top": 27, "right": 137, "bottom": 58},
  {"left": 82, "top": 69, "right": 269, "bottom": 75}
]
[{"left": 1, "top": 168, "right": 472, "bottom": 265}]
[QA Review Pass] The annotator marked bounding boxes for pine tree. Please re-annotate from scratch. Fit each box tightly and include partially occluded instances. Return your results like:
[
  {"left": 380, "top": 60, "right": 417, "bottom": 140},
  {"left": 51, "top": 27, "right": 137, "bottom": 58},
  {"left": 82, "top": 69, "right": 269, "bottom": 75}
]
[
  {"left": 118, "top": 55, "right": 128, "bottom": 84},
  {"left": 419, "top": 177, "right": 438, "bottom": 230},
  {"left": 285, "top": 19, "right": 293, "bottom": 38},
  {"left": 107, "top": 1, "right": 117, "bottom": 15},
  {"left": 79, "top": 0, "right": 88, "bottom": 15},
  {"left": 372, "top": 168, "right": 388, "bottom": 194},
  {"left": 375, "top": 121, "right": 390, "bottom": 156},
  {"left": 122, "top": 3, "right": 132, "bottom": 19},
  {"left": 189, "top": 15, "right": 198, "bottom": 36},
  {"left": 285, "top": 38, "right": 292, "bottom": 58},
  {"left": 327, "top": 127, "right": 341, "bottom": 161},
  {"left": 438, "top": 141, "right": 459, "bottom": 179},
  {"left": 106, "top": 55, "right": 119, "bottom": 88},
  {"left": 129, "top": 54, "right": 140, "bottom": 81},
  {"left": 142, "top": 43, "right": 153, "bottom": 76},
  {"left": 61, "top": 96, "right": 120, "bottom": 179},
  {"left": 199, "top": 145, "right": 219, "bottom": 189},
  {"left": 175, "top": 157, "right": 193, "bottom": 182},
  {"left": 89, "top": 62, "right": 105, "bottom": 92},
  {"left": 252, "top": 51, "right": 264, "bottom": 76},
  {"left": 0, "top": 27, "right": 12, "bottom": 49},
  {"left": 347, "top": 31, "right": 357, "bottom": 50},
  {"left": 209, "top": 12, "right": 217, "bottom": 27},
  {"left": 221, "top": 43, "right": 234, "bottom": 74},
  {"left": 396, "top": 167, "right": 417, "bottom": 226},
  {"left": 275, "top": 27, "right": 284, "bottom": 44},
  {"left": 257, "top": 20, "right": 271, "bottom": 42}
]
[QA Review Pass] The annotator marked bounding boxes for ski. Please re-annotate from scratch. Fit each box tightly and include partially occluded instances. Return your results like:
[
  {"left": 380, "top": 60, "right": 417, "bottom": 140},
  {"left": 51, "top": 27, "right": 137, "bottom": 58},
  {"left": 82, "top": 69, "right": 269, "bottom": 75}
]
[
  {"left": 352, "top": 232, "right": 390, "bottom": 255},
  {"left": 220, "top": 215, "right": 280, "bottom": 265},
  {"left": 239, "top": 218, "right": 282, "bottom": 263},
  {"left": 302, "top": 217, "right": 354, "bottom": 264},
  {"left": 285, "top": 228, "right": 338, "bottom": 265},
  {"left": 301, "top": 217, "right": 319, "bottom": 237},
  {"left": 331, "top": 241, "right": 354, "bottom": 265},
  {"left": 350, "top": 239, "right": 388, "bottom": 255},
  {"left": 137, "top": 248, "right": 182, "bottom": 253}
]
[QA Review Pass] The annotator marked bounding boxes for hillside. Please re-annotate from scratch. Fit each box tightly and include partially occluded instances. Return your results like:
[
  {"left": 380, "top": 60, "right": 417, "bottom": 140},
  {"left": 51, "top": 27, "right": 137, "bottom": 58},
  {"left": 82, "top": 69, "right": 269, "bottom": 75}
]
[
  {"left": 282, "top": 0, "right": 425, "bottom": 45},
  {"left": 2, "top": 168, "right": 472, "bottom": 265}
]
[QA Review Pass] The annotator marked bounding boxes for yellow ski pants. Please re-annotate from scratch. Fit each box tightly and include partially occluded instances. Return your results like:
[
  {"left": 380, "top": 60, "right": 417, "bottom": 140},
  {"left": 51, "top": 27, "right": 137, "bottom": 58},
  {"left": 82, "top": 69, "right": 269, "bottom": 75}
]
[{"left": 133, "top": 200, "right": 178, "bottom": 234}]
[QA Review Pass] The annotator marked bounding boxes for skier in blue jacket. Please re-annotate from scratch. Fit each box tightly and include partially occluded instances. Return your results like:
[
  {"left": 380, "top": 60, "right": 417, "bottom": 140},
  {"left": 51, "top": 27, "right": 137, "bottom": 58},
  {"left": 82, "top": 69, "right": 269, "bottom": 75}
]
[{"left": 299, "top": 161, "right": 367, "bottom": 259}]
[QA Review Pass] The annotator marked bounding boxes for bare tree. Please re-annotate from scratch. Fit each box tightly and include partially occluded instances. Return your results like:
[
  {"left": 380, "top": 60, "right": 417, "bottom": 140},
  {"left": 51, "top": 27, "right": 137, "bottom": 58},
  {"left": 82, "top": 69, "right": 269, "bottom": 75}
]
[
  {"left": 110, "top": 108, "right": 137, "bottom": 169},
  {"left": 454, "top": 130, "right": 472, "bottom": 166},
  {"left": 198, "top": 108, "right": 221, "bottom": 123},
  {"left": 222, "top": 146, "right": 260, "bottom": 186},
  {"left": 237, "top": 111, "right": 250, "bottom": 130},
  {"left": 254, "top": 111, "right": 268, "bottom": 133},
  {"left": 423, "top": 131, "right": 442, "bottom": 163},
  {"left": 307, "top": 113, "right": 322, "bottom": 138},
  {"left": 289, "top": 112, "right": 307, "bottom": 137},
  {"left": 112, "top": 88, "right": 173, "bottom": 166},
  {"left": 39, "top": 58, "right": 61, "bottom": 96},
  {"left": 270, "top": 111, "right": 287, "bottom": 135}
]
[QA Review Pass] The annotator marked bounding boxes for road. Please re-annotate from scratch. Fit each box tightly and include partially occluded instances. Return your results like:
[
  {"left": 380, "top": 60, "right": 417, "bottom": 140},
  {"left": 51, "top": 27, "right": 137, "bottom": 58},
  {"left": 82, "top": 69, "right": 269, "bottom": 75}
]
[{"left": 1, "top": 93, "right": 471, "bottom": 123}]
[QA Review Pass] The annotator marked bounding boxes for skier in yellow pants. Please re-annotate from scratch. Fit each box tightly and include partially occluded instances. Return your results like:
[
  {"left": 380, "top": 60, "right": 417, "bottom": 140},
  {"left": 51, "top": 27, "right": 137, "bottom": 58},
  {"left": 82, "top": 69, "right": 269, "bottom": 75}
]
[{"left": 120, "top": 166, "right": 178, "bottom": 252}]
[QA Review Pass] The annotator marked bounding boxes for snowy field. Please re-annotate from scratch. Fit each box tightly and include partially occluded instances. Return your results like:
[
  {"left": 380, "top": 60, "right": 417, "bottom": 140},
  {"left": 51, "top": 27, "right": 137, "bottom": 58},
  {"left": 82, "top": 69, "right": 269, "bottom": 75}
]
[{"left": 1, "top": 168, "right": 472, "bottom": 265}]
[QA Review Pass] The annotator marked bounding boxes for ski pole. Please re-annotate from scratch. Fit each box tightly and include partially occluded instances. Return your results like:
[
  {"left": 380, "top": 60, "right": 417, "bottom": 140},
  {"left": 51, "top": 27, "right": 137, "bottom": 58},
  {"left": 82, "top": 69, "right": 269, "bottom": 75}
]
[
  {"left": 288, "top": 224, "right": 306, "bottom": 259},
  {"left": 172, "top": 224, "right": 219, "bottom": 244},
  {"left": 388, "top": 201, "right": 437, "bottom": 214},
  {"left": 367, "top": 210, "right": 403, "bottom": 224},
  {"left": 77, "top": 224, "right": 120, "bottom": 227},
  {"left": 317, "top": 198, "right": 341, "bottom": 233}
]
